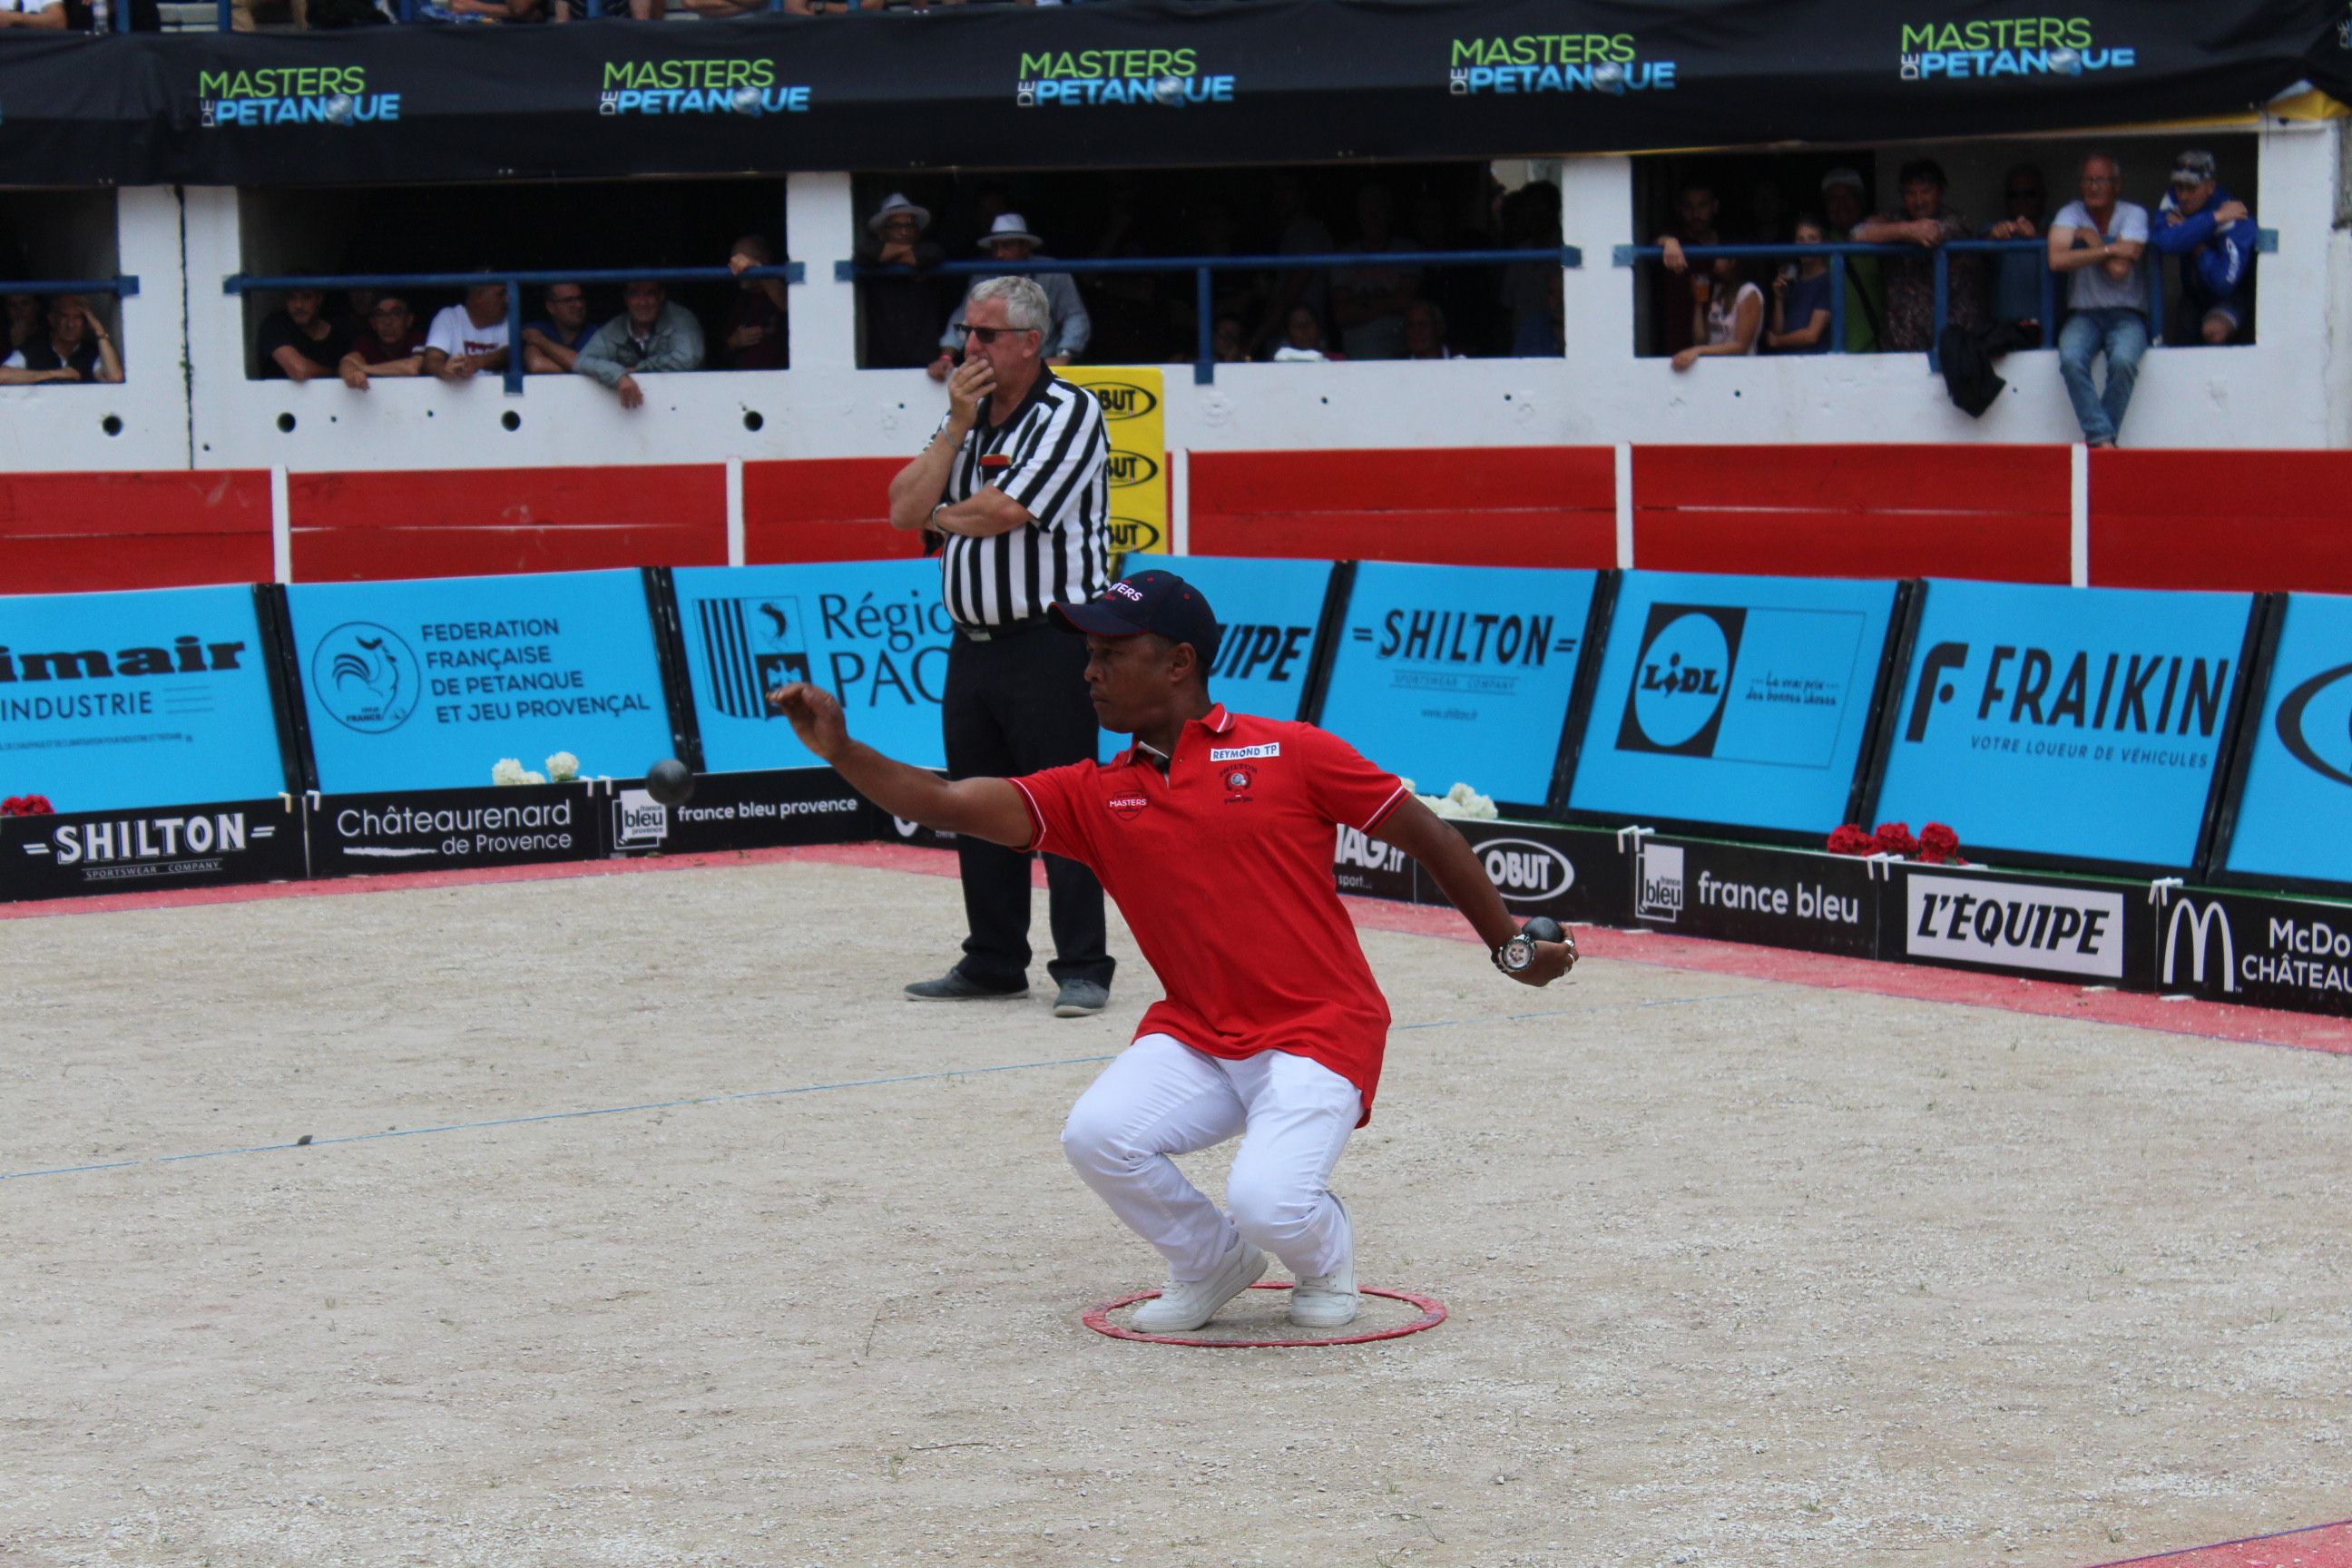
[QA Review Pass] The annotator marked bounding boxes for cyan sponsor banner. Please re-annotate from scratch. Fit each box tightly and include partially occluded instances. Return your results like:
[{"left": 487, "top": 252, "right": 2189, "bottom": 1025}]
[
  {"left": 1314, "top": 562, "right": 1597, "bottom": 810},
  {"left": 672, "top": 562, "right": 950, "bottom": 774},
  {"left": 2220, "top": 592, "right": 2352, "bottom": 890},
  {"left": 0, "top": 583, "right": 289, "bottom": 814},
  {"left": 1567, "top": 571, "right": 1898, "bottom": 836},
  {"left": 284, "top": 570, "right": 673, "bottom": 794},
  {"left": 1875, "top": 579, "right": 2256, "bottom": 871}
]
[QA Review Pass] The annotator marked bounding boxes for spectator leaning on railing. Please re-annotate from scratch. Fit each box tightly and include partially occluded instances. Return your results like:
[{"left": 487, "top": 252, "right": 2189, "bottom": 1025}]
[
  {"left": 1651, "top": 179, "right": 1720, "bottom": 358},
  {"left": 2151, "top": 150, "right": 2256, "bottom": 347},
  {"left": 520, "top": 283, "right": 599, "bottom": 375},
  {"left": 257, "top": 288, "right": 349, "bottom": 382},
  {"left": 1818, "top": 169, "right": 1884, "bottom": 354},
  {"left": 576, "top": 279, "right": 703, "bottom": 410},
  {"left": 1671, "top": 255, "right": 1762, "bottom": 371},
  {"left": 424, "top": 281, "right": 512, "bottom": 382},
  {"left": 4, "top": 295, "right": 120, "bottom": 384},
  {"left": 338, "top": 295, "right": 426, "bottom": 388},
  {"left": 1850, "top": 158, "right": 1983, "bottom": 353},
  {"left": 2049, "top": 152, "right": 2150, "bottom": 449},
  {"left": 933, "top": 215, "right": 1088, "bottom": 378},
  {"left": 723, "top": 235, "right": 789, "bottom": 370},
  {"left": 1982, "top": 162, "right": 2050, "bottom": 343}
]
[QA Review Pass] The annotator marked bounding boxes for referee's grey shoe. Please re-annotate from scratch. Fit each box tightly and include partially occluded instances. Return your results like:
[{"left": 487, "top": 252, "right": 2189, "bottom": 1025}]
[
  {"left": 1131, "top": 1238, "right": 1268, "bottom": 1333},
  {"left": 904, "top": 970, "right": 1028, "bottom": 1002},
  {"left": 1289, "top": 1193, "right": 1361, "bottom": 1328},
  {"left": 1052, "top": 979, "right": 1110, "bottom": 1017}
]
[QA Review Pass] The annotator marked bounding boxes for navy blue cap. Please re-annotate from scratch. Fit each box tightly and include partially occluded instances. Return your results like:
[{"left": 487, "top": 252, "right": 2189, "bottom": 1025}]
[{"left": 1050, "top": 569, "right": 1222, "bottom": 666}]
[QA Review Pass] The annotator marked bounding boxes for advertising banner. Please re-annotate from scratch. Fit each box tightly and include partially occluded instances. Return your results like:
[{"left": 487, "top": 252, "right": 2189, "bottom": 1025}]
[
  {"left": 607, "top": 767, "right": 878, "bottom": 857},
  {"left": 2216, "top": 592, "right": 2352, "bottom": 893},
  {"left": 284, "top": 570, "right": 676, "bottom": 795},
  {"left": 1886, "top": 863, "right": 2148, "bottom": 985},
  {"left": 1, "top": 1, "right": 2343, "bottom": 188},
  {"left": 1313, "top": 562, "right": 1598, "bottom": 813},
  {"left": 1629, "top": 835, "right": 1880, "bottom": 956},
  {"left": 1063, "top": 368, "right": 1166, "bottom": 555},
  {"left": 306, "top": 781, "right": 600, "bottom": 877},
  {"left": 0, "top": 796, "right": 304, "bottom": 902},
  {"left": 1411, "top": 819, "right": 1629, "bottom": 928},
  {"left": 671, "top": 561, "right": 949, "bottom": 774},
  {"left": 2151, "top": 886, "right": 2352, "bottom": 1015},
  {"left": 0, "top": 583, "right": 291, "bottom": 815},
  {"left": 1566, "top": 571, "right": 1900, "bottom": 839},
  {"left": 1872, "top": 579, "right": 2258, "bottom": 873},
  {"left": 1332, "top": 818, "right": 1416, "bottom": 903}
]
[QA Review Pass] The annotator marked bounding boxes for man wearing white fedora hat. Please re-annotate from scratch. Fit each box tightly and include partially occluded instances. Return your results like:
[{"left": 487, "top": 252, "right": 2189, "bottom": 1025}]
[
  {"left": 858, "top": 192, "right": 949, "bottom": 369},
  {"left": 930, "top": 212, "right": 1090, "bottom": 380}
]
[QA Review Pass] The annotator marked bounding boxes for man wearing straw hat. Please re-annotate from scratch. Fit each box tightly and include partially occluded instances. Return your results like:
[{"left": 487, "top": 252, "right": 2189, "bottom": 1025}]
[
  {"left": 930, "top": 212, "right": 1091, "bottom": 379},
  {"left": 857, "top": 192, "right": 949, "bottom": 369}
]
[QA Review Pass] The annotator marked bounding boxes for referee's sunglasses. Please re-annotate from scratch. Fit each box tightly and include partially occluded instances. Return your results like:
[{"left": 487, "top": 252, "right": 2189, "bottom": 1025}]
[{"left": 951, "top": 321, "right": 1041, "bottom": 344}]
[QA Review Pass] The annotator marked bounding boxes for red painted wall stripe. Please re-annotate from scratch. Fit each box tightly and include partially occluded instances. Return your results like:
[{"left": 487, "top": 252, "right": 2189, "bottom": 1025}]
[
  {"left": 0, "top": 471, "right": 271, "bottom": 593},
  {"left": 2090, "top": 449, "right": 2352, "bottom": 593},
  {"left": 742, "top": 456, "right": 925, "bottom": 564},
  {"left": 288, "top": 466, "right": 727, "bottom": 581}
]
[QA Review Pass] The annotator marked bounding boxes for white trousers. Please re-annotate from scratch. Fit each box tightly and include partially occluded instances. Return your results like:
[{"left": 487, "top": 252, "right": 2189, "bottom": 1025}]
[{"left": 1061, "top": 1033, "right": 1362, "bottom": 1283}]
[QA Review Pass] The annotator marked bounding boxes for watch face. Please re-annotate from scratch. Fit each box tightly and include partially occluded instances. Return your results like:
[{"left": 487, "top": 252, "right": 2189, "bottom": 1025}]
[{"left": 1501, "top": 936, "right": 1535, "bottom": 972}]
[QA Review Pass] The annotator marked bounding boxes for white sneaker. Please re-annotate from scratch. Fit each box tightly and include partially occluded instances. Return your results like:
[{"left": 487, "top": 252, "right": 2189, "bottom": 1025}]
[
  {"left": 1131, "top": 1238, "right": 1267, "bottom": 1332},
  {"left": 1289, "top": 1193, "right": 1360, "bottom": 1328}
]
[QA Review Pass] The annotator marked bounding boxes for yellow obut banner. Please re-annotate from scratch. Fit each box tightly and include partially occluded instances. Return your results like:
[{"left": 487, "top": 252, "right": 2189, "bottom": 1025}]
[{"left": 1063, "top": 367, "right": 1168, "bottom": 555}]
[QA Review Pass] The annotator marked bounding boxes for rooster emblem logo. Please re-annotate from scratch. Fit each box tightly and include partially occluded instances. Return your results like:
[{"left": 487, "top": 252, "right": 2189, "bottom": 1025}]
[{"left": 310, "top": 621, "right": 420, "bottom": 733}]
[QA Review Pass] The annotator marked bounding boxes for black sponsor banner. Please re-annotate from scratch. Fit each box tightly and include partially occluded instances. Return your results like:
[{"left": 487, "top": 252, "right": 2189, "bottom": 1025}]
[
  {"left": 1332, "top": 818, "right": 1416, "bottom": 904},
  {"left": 0, "top": 797, "right": 304, "bottom": 901},
  {"left": 1629, "top": 834, "right": 1880, "bottom": 956},
  {"left": 306, "top": 781, "right": 599, "bottom": 877},
  {"left": 0, "top": 0, "right": 2342, "bottom": 187},
  {"left": 2151, "top": 887, "right": 2352, "bottom": 1015},
  {"left": 1413, "top": 819, "right": 1627, "bottom": 929},
  {"left": 1883, "top": 860, "right": 2152, "bottom": 987},
  {"left": 607, "top": 767, "right": 881, "bottom": 857}
]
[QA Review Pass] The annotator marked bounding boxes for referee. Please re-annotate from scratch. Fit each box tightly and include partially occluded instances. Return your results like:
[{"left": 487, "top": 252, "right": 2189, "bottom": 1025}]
[{"left": 887, "top": 275, "right": 1116, "bottom": 1017}]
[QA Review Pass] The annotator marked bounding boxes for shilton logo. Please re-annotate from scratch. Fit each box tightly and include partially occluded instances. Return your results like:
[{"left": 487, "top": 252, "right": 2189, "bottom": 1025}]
[
  {"left": 1016, "top": 50, "right": 1235, "bottom": 107},
  {"left": 310, "top": 622, "right": 418, "bottom": 734},
  {"left": 1618, "top": 605, "right": 1742, "bottom": 757},
  {"left": 1897, "top": 17, "right": 2137, "bottom": 81},
  {"left": 599, "top": 59, "right": 809, "bottom": 116},
  {"left": 26, "top": 809, "right": 272, "bottom": 880},
  {"left": 1449, "top": 33, "right": 1676, "bottom": 94},
  {"left": 199, "top": 67, "right": 398, "bottom": 127},
  {"left": 2273, "top": 661, "right": 2352, "bottom": 787}
]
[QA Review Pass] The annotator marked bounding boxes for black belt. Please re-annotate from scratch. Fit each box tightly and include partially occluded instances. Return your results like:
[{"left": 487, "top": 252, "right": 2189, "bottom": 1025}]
[{"left": 955, "top": 612, "right": 1054, "bottom": 642}]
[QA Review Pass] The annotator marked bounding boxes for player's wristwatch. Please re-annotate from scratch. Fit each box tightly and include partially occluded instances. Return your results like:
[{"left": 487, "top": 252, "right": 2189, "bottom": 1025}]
[{"left": 1492, "top": 930, "right": 1540, "bottom": 975}]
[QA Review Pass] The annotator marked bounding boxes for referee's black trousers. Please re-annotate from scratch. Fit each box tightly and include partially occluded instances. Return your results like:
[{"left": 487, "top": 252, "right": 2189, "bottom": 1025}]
[{"left": 942, "top": 628, "right": 1115, "bottom": 994}]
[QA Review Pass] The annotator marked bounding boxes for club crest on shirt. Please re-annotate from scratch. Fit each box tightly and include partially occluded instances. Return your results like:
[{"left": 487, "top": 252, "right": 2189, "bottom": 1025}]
[
  {"left": 1106, "top": 791, "right": 1150, "bottom": 820},
  {"left": 1221, "top": 763, "right": 1256, "bottom": 799}
]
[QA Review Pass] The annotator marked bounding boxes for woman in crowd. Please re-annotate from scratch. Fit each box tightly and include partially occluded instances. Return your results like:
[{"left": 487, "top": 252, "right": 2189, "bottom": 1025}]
[
  {"left": 1671, "top": 254, "right": 1762, "bottom": 370},
  {"left": 1269, "top": 303, "right": 1342, "bottom": 362},
  {"left": 1765, "top": 216, "right": 1835, "bottom": 353}
]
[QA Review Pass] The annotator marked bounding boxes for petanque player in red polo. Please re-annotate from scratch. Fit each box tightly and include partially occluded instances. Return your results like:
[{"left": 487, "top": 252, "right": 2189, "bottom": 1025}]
[{"left": 769, "top": 569, "right": 1574, "bottom": 1331}]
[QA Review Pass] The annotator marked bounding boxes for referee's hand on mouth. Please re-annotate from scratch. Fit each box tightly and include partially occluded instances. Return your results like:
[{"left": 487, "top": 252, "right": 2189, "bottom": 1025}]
[{"left": 946, "top": 355, "right": 996, "bottom": 432}]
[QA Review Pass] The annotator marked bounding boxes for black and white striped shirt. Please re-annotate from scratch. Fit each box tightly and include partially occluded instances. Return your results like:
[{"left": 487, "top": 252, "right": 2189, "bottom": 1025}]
[{"left": 933, "top": 369, "right": 1112, "bottom": 627}]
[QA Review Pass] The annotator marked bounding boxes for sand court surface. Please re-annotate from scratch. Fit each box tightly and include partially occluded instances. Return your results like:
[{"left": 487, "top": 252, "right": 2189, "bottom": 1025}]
[{"left": 4, "top": 853, "right": 2350, "bottom": 1568}]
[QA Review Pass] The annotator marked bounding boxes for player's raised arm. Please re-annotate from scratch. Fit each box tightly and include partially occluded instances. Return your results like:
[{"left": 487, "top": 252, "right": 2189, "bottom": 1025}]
[
  {"left": 1373, "top": 795, "right": 1576, "bottom": 987},
  {"left": 767, "top": 681, "right": 1034, "bottom": 848}
]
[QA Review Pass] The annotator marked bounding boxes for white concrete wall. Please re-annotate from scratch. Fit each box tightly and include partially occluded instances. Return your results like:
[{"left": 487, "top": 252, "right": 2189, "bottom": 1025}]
[{"left": 0, "top": 129, "right": 2337, "bottom": 478}]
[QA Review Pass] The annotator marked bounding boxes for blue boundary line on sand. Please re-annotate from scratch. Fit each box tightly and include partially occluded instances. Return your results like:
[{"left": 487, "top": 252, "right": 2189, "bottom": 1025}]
[{"left": 0, "top": 993, "right": 1757, "bottom": 1184}]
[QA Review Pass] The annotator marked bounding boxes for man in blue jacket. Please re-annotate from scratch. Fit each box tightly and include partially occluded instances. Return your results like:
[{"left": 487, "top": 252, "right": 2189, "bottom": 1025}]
[{"left": 2151, "top": 151, "right": 2256, "bottom": 346}]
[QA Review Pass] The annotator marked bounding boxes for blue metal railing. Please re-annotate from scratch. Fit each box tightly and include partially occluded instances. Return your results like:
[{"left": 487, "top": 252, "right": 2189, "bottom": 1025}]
[
  {"left": 3, "top": 277, "right": 142, "bottom": 298},
  {"left": 1614, "top": 230, "right": 2278, "bottom": 359},
  {"left": 839, "top": 246, "right": 1584, "bottom": 384},
  {"left": 221, "top": 263, "right": 802, "bottom": 393}
]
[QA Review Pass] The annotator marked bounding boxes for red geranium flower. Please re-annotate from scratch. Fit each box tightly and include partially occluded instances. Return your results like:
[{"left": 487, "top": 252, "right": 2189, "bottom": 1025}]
[
  {"left": 1871, "top": 821, "right": 1919, "bottom": 858},
  {"left": 3, "top": 795, "right": 55, "bottom": 817},
  {"left": 1916, "top": 822, "right": 1966, "bottom": 865},
  {"left": 1826, "top": 824, "right": 1876, "bottom": 856}
]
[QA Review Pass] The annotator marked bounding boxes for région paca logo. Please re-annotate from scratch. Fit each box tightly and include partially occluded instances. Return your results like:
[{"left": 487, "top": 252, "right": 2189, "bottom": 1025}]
[
  {"left": 1898, "top": 17, "right": 2137, "bottom": 82},
  {"left": 199, "top": 66, "right": 398, "bottom": 128},
  {"left": 600, "top": 59, "right": 810, "bottom": 116},
  {"left": 1448, "top": 33, "right": 1676, "bottom": 95}
]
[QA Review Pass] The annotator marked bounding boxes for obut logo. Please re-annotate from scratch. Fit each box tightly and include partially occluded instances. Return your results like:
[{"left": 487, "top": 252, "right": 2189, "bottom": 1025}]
[
  {"left": 1107, "top": 451, "right": 1161, "bottom": 488},
  {"left": 311, "top": 622, "right": 418, "bottom": 734},
  {"left": 1087, "top": 381, "right": 1160, "bottom": 420},
  {"left": 1473, "top": 837, "right": 1574, "bottom": 902},
  {"left": 1618, "top": 604, "right": 1745, "bottom": 757},
  {"left": 1109, "top": 517, "right": 1164, "bottom": 553}
]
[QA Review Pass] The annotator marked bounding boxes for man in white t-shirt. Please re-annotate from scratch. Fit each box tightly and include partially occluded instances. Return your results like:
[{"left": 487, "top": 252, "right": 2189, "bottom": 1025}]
[
  {"left": 423, "top": 283, "right": 512, "bottom": 383},
  {"left": 2048, "top": 153, "right": 2151, "bottom": 447}
]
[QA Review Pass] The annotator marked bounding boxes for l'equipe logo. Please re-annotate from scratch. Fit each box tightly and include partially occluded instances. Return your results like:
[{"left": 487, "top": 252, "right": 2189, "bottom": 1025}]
[
  {"left": 310, "top": 622, "right": 419, "bottom": 734},
  {"left": 1906, "top": 873, "right": 2123, "bottom": 977}
]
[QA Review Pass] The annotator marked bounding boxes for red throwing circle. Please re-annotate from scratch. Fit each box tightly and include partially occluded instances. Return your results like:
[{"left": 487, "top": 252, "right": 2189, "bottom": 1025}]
[{"left": 1082, "top": 1280, "right": 1449, "bottom": 1348}]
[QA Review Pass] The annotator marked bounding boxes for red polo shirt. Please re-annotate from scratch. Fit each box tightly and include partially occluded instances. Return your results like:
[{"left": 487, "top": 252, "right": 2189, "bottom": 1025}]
[{"left": 1011, "top": 706, "right": 1411, "bottom": 1121}]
